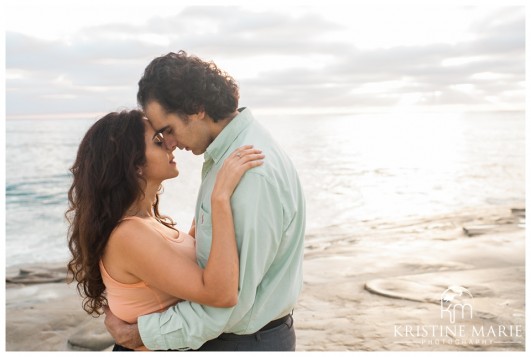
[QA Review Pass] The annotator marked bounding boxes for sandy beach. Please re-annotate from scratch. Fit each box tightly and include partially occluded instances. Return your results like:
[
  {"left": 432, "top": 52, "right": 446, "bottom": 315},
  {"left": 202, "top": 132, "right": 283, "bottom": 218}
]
[{"left": 5, "top": 205, "right": 525, "bottom": 351}]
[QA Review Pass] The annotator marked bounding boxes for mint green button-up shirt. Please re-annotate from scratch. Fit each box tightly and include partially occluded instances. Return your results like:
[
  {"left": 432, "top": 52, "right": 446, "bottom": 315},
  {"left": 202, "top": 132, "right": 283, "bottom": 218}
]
[{"left": 138, "top": 108, "right": 306, "bottom": 350}]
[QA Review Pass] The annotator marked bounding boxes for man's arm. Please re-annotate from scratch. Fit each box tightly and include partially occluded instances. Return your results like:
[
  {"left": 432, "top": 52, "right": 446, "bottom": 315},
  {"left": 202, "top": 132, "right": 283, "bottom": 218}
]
[
  {"left": 138, "top": 173, "right": 283, "bottom": 350},
  {"left": 103, "top": 306, "right": 143, "bottom": 349}
]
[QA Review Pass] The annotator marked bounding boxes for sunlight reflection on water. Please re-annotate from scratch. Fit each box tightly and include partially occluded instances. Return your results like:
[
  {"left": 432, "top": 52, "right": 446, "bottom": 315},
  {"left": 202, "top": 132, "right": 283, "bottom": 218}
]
[{"left": 5, "top": 111, "right": 525, "bottom": 267}]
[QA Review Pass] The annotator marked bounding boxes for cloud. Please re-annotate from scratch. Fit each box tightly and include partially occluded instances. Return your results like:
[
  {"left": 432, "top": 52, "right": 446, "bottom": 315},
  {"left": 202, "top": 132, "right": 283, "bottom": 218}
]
[{"left": 5, "top": 5, "right": 525, "bottom": 118}]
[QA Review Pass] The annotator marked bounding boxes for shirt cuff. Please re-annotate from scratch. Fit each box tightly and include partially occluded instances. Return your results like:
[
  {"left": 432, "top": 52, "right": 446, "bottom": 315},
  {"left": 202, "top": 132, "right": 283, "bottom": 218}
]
[
  {"left": 138, "top": 313, "right": 168, "bottom": 350},
  {"left": 138, "top": 312, "right": 191, "bottom": 351}
]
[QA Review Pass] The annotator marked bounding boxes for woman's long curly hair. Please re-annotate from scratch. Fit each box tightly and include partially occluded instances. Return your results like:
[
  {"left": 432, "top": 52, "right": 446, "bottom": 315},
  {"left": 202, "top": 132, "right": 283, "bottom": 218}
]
[
  {"left": 137, "top": 50, "right": 240, "bottom": 122},
  {"left": 66, "top": 109, "right": 174, "bottom": 316}
]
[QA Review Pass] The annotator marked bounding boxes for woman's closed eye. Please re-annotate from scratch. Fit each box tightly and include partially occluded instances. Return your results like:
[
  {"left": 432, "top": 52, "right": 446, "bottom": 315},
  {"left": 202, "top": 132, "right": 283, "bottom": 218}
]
[{"left": 153, "top": 132, "right": 165, "bottom": 146}]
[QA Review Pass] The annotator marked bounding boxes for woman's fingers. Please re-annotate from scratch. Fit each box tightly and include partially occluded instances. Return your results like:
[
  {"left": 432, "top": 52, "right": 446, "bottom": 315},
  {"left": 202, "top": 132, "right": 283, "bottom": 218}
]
[
  {"left": 232, "top": 152, "right": 264, "bottom": 167},
  {"left": 232, "top": 145, "right": 253, "bottom": 158},
  {"left": 233, "top": 147, "right": 260, "bottom": 158},
  {"left": 238, "top": 153, "right": 265, "bottom": 164},
  {"left": 213, "top": 146, "right": 265, "bottom": 197},
  {"left": 230, "top": 146, "right": 263, "bottom": 161},
  {"left": 226, "top": 146, "right": 265, "bottom": 171}
]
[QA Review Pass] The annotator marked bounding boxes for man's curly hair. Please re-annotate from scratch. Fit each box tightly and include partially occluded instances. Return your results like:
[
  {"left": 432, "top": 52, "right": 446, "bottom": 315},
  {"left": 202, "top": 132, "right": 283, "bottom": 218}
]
[{"left": 137, "top": 50, "right": 240, "bottom": 122}]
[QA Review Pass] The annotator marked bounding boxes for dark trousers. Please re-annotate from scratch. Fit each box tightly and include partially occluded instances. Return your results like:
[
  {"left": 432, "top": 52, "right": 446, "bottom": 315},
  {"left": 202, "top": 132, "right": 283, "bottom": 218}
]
[
  {"left": 197, "top": 315, "right": 296, "bottom": 351},
  {"left": 112, "top": 315, "right": 296, "bottom": 352},
  {"left": 112, "top": 344, "right": 134, "bottom": 351}
]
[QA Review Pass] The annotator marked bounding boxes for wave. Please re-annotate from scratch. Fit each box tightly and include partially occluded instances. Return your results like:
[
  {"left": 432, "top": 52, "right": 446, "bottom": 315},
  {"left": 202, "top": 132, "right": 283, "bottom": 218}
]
[{"left": 6, "top": 176, "right": 70, "bottom": 207}]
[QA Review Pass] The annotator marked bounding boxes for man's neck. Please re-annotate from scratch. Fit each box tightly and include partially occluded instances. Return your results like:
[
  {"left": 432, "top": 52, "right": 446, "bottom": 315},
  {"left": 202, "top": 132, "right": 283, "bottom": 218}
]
[{"left": 208, "top": 110, "right": 240, "bottom": 140}]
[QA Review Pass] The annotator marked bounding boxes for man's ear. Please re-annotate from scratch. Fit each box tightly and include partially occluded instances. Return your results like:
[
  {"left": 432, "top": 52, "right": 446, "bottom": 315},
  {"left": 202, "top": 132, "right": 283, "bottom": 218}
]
[
  {"left": 197, "top": 110, "right": 206, "bottom": 120},
  {"left": 189, "top": 110, "right": 206, "bottom": 122}
]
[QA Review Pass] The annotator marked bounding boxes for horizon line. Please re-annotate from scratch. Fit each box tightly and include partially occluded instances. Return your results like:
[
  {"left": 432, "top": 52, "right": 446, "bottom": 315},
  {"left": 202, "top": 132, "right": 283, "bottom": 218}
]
[{"left": 5, "top": 107, "right": 525, "bottom": 121}]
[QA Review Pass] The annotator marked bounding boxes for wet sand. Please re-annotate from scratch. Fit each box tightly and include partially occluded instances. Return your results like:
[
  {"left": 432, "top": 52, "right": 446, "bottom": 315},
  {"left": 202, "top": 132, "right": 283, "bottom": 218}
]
[{"left": 5, "top": 205, "right": 525, "bottom": 351}]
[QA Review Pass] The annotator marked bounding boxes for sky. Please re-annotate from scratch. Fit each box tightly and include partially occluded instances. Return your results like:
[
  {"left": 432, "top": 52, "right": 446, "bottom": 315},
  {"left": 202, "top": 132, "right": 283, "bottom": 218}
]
[{"left": 3, "top": 0, "right": 527, "bottom": 119}]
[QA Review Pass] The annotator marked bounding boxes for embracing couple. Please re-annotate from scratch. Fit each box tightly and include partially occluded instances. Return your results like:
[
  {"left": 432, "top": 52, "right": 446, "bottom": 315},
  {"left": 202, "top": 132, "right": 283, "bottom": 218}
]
[{"left": 66, "top": 51, "right": 306, "bottom": 351}]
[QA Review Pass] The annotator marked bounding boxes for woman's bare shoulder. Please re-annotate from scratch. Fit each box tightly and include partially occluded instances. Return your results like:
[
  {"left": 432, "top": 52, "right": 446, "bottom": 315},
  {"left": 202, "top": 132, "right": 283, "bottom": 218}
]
[{"left": 109, "top": 217, "right": 157, "bottom": 244}]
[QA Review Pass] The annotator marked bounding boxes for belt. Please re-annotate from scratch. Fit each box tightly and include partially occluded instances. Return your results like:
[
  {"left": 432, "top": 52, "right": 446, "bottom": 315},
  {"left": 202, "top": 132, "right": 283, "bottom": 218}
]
[{"left": 258, "top": 314, "right": 291, "bottom": 332}]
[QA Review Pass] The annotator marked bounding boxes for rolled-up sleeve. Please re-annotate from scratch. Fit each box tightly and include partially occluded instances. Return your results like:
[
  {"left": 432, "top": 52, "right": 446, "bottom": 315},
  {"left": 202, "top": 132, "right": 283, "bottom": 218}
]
[
  {"left": 138, "top": 302, "right": 231, "bottom": 350},
  {"left": 138, "top": 172, "right": 284, "bottom": 350}
]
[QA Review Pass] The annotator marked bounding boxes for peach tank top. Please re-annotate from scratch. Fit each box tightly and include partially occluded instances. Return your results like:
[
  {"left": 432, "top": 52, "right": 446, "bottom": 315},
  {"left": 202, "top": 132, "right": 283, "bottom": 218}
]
[{"left": 100, "top": 216, "right": 196, "bottom": 325}]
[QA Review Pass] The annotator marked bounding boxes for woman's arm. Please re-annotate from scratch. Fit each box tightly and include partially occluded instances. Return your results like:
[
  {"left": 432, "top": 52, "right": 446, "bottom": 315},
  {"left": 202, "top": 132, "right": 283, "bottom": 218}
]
[
  {"left": 205, "top": 145, "right": 264, "bottom": 306},
  {"left": 104, "top": 146, "right": 264, "bottom": 307},
  {"left": 188, "top": 218, "right": 195, "bottom": 238}
]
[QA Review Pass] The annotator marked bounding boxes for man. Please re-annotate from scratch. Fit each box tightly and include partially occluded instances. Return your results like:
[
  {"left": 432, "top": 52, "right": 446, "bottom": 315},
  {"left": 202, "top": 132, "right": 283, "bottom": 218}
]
[{"left": 103, "top": 51, "right": 306, "bottom": 351}]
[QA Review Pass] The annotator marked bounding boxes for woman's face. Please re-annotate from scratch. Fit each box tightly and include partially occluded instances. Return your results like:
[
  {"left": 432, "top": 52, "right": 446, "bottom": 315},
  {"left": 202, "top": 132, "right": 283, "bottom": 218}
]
[{"left": 141, "top": 119, "right": 179, "bottom": 182}]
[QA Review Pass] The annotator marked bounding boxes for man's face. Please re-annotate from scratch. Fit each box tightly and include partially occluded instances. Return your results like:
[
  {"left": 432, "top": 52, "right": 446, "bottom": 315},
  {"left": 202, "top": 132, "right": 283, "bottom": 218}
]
[{"left": 144, "top": 101, "right": 212, "bottom": 155}]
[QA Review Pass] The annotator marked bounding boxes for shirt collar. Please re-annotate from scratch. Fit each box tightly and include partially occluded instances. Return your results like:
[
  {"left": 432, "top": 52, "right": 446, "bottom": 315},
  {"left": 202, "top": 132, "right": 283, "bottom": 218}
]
[{"left": 204, "top": 107, "right": 252, "bottom": 164}]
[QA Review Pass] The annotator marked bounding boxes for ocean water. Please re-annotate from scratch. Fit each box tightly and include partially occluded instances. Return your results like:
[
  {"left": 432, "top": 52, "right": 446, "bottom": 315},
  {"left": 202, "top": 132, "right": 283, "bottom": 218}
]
[{"left": 4, "top": 111, "right": 525, "bottom": 268}]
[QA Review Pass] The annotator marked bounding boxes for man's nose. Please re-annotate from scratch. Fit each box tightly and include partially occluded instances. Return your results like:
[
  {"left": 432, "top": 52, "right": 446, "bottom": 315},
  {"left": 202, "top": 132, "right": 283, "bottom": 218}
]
[{"left": 164, "top": 135, "right": 178, "bottom": 151}]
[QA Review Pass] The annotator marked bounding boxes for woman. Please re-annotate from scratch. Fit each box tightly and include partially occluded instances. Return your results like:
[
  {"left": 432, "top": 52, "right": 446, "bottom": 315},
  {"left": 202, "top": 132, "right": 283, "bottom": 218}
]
[{"left": 66, "top": 109, "right": 263, "bottom": 351}]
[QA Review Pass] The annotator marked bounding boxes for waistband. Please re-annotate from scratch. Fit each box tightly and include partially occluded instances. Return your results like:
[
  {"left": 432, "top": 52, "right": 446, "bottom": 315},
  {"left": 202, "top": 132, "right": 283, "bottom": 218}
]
[
  {"left": 216, "top": 314, "right": 293, "bottom": 341},
  {"left": 259, "top": 314, "right": 291, "bottom": 332}
]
